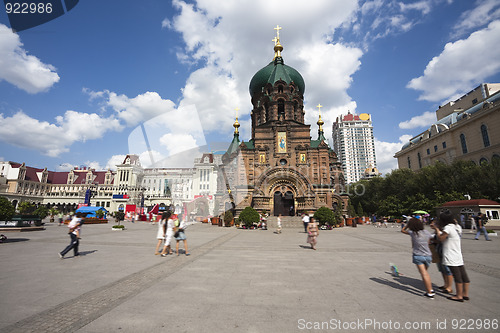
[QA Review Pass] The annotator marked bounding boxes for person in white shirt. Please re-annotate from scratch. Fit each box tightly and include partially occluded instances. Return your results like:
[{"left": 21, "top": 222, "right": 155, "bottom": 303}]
[
  {"left": 276, "top": 214, "right": 282, "bottom": 234},
  {"left": 302, "top": 213, "right": 310, "bottom": 233},
  {"left": 59, "top": 213, "right": 83, "bottom": 259},
  {"left": 432, "top": 212, "right": 470, "bottom": 302}
]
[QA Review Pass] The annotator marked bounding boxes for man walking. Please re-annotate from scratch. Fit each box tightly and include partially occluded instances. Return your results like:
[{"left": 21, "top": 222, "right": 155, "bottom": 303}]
[
  {"left": 302, "top": 212, "right": 310, "bottom": 233},
  {"left": 59, "top": 212, "right": 83, "bottom": 258},
  {"left": 475, "top": 213, "right": 491, "bottom": 241}
]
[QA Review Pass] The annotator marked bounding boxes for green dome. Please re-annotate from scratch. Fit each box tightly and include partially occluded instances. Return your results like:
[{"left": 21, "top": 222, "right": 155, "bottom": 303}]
[{"left": 249, "top": 57, "right": 305, "bottom": 97}]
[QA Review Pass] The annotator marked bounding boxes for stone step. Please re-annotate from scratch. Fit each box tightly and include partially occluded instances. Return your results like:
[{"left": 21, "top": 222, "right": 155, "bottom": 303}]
[{"left": 265, "top": 216, "right": 304, "bottom": 229}]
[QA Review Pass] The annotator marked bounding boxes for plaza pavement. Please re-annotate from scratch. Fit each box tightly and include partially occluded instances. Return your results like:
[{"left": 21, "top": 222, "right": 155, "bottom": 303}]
[{"left": 0, "top": 220, "right": 499, "bottom": 333}]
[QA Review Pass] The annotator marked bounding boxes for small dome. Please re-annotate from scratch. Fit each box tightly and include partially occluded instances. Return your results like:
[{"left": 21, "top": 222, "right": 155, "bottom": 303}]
[{"left": 249, "top": 57, "right": 305, "bottom": 98}]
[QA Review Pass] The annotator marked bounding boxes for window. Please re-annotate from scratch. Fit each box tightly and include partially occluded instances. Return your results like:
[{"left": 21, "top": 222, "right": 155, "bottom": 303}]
[
  {"left": 434, "top": 145, "right": 438, "bottom": 152},
  {"left": 460, "top": 134, "right": 468, "bottom": 154},
  {"left": 480, "top": 157, "right": 488, "bottom": 165},
  {"left": 427, "top": 149, "right": 430, "bottom": 155},
  {"left": 472, "top": 98, "right": 478, "bottom": 104},
  {"left": 407, "top": 156, "right": 411, "bottom": 169},
  {"left": 417, "top": 153, "right": 422, "bottom": 169},
  {"left": 442, "top": 141, "right": 447, "bottom": 149},
  {"left": 481, "top": 124, "right": 490, "bottom": 147},
  {"left": 278, "top": 100, "right": 285, "bottom": 119}
]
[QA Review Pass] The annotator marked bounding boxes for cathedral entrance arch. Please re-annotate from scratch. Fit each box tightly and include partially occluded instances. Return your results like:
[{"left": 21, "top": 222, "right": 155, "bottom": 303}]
[{"left": 272, "top": 188, "right": 295, "bottom": 216}]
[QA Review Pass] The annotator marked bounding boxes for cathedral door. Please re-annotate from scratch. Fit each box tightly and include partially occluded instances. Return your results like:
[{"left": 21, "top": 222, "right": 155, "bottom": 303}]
[{"left": 273, "top": 190, "right": 295, "bottom": 216}]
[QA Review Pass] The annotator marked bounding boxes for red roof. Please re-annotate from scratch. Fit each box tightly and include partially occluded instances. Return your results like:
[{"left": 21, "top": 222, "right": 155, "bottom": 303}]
[
  {"left": 442, "top": 199, "right": 500, "bottom": 207},
  {"left": 343, "top": 114, "right": 360, "bottom": 121}
]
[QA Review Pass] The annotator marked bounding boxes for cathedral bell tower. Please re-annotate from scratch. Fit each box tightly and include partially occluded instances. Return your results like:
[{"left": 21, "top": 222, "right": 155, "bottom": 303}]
[{"left": 220, "top": 26, "right": 347, "bottom": 218}]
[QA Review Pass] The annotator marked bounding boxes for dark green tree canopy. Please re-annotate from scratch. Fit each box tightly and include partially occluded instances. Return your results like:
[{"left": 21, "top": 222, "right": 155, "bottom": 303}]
[{"left": 349, "top": 159, "right": 500, "bottom": 218}]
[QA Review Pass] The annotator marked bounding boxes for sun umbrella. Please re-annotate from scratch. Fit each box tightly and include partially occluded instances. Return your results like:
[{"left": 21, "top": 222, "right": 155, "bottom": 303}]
[{"left": 413, "top": 210, "right": 429, "bottom": 215}]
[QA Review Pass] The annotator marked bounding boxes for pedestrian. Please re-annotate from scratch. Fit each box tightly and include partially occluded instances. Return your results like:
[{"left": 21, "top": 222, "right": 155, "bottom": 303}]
[
  {"left": 429, "top": 228, "right": 453, "bottom": 295},
  {"left": 154, "top": 212, "right": 169, "bottom": 255},
  {"left": 58, "top": 212, "right": 64, "bottom": 225},
  {"left": 59, "top": 212, "right": 83, "bottom": 259},
  {"left": 302, "top": 212, "right": 310, "bottom": 233},
  {"left": 432, "top": 212, "right": 470, "bottom": 302},
  {"left": 401, "top": 217, "right": 435, "bottom": 298},
  {"left": 174, "top": 216, "right": 190, "bottom": 256},
  {"left": 460, "top": 214, "right": 465, "bottom": 229},
  {"left": 306, "top": 217, "right": 319, "bottom": 250},
  {"left": 474, "top": 213, "right": 491, "bottom": 241},
  {"left": 160, "top": 213, "right": 175, "bottom": 256},
  {"left": 470, "top": 216, "right": 477, "bottom": 232},
  {"left": 276, "top": 214, "right": 282, "bottom": 234}
]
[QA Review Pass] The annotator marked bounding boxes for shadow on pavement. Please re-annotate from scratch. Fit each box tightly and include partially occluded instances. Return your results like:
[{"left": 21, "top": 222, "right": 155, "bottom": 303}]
[
  {"left": 370, "top": 275, "right": 423, "bottom": 296},
  {"left": 0, "top": 238, "right": 30, "bottom": 243}
]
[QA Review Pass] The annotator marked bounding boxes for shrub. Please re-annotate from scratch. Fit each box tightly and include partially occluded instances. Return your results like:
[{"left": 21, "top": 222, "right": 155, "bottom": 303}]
[
  {"left": 313, "top": 207, "right": 336, "bottom": 226},
  {"left": 224, "top": 210, "right": 233, "bottom": 227},
  {"left": 17, "top": 201, "right": 36, "bottom": 215},
  {"left": 239, "top": 207, "right": 260, "bottom": 228},
  {"left": 112, "top": 224, "right": 125, "bottom": 229},
  {"left": 0, "top": 197, "right": 15, "bottom": 221},
  {"left": 114, "top": 211, "right": 125, "bottom": 222},
  {"left": 34, "top": 206, "right": 49, "bottom": 219}
]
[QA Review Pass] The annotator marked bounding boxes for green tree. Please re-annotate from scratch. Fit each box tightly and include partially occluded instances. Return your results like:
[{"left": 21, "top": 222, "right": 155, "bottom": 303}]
[
  {"left": 0, "top": 197, "right": 15, "bottom": 221},
  {"left": 356, "top": 202, "right": 364, "bottom": 217},
  {"left": 34, "top": 206, "right": 49, "bottom": 219},
  {"left": 223, "top": 210, "right": 233, "bottom": 227},
  {"left": 17, "top": 201, "right": 36, "bottom": 215},
  {"left": 239, "top": 207, "right": 259, "bottom": 228},
  {"left": 313, "top": 207, "right": 336, "bottom": 226}
]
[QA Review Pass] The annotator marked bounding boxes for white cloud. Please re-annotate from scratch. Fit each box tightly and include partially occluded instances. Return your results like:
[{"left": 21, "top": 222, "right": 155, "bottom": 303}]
[
  {"left": 407, "top": 20, "right": 500, "bottom": 102},
  {"left": 398, "top": 111, "right": 436, "bottom": 129},
  {"left": 56, "top": 163, "right": 76, "bottom": 171},
  {"left": 167, "top": 0, "right": 362, "bottom": 140},
  {"left": 159, "top": 133, "right": 198, "bottom": 156},
  {"left": 399, "top": 1, "right": 432, "bottom": 15},
  {"left": 0, "top": 24, "right": 60, "bottom": 93},
  {"left": 453, "top": 0, "right": 500, "bottom": 36},
  {"left": 105, "top": 155, "right": 126, "bottom": 171},
  {"left": 0, "top": 110, "right": 121, "bottom": 157},
  {"left": 375, "top": 134, "right": 412, "bottom": 175},
  {"left": 106, "top": 91, "right": 177, "bottom": 127}
]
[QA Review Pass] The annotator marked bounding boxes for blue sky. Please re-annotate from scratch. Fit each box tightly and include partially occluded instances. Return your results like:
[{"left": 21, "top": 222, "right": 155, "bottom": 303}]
[{"left": 1, "top": 0, "right": 500, "bottom": 175}]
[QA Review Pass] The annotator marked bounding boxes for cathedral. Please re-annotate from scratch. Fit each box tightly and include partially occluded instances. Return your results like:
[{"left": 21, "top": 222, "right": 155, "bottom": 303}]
[{"left": 218, "top": 27, "right": 347, "bottom": 217}]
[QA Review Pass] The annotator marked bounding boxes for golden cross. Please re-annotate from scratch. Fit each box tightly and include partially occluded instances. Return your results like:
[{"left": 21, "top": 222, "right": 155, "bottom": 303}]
[
  {"left": 274, "top": 25, "right": 282, "bottom": 40},
  {"left": 316, "top": 104, "right": 323, "bottom": 114}
]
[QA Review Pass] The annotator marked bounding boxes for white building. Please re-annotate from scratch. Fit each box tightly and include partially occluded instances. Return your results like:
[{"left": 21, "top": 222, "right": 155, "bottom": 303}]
[{"left": 332, "top": 112, "right": 377, "bottom": 184}]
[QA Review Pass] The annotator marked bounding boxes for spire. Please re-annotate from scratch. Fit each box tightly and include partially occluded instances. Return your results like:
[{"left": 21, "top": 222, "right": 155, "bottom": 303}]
[
  {"left": 225, "top": 113, "right": 241, "bottom": 157},
  {"left": 273, "top": 25, "right": 283, "bottom": 60},
  {"left": 233, "top": 108, "right": 240, "bottom": 134},
  {"left": 316, "top": 104, "right": 326, "bottom": 141}
]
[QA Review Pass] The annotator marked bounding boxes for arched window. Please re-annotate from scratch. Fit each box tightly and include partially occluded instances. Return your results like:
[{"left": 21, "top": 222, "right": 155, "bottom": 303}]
[
  {"left": 481, "top": 124, "right": 490, "bottom": 147},
  {"left": 278, "top": 85, "right": 283, "bottom": 93},
  {"left": 460, "top": 134, "right": 468, "bottom": 154},
  {"left": 278, "top": 99, "right": 285, "bottom": 119},
  {"left": 479, "top": 157, "right": 488, "bottom": 165}
]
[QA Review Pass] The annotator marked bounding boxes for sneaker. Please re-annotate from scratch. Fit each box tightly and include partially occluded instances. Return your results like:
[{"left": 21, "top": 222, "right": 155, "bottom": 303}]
[
  {"left": 59, "top": 253, "right": 64, "bottom": 259},
  {"left": 424, "top": 292, "right": 435, "bottom": 298},
  {"left": 161, "top": 253, "right": 168, "bottom": 257}
]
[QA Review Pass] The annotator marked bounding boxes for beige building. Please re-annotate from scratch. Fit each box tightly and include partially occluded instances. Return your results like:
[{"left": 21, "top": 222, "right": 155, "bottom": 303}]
[{"left": 394, "top": 83, "right": 500, "bottom": 169}]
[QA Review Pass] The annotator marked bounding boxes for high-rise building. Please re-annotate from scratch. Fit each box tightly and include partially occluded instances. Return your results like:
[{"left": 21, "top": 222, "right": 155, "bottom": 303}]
[{"left": 332, "top": 112, "right": 377, "bottom": 184}]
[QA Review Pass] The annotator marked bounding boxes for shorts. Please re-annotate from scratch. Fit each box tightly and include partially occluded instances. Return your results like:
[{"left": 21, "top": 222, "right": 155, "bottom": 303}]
[
  {"left": 165, "top": 232, "right": 173, "bottom": 246},
  {"left": 436, "top": 262, "right": 452, "bottom": 275},
  {"left": 412, "top": 255, "right": 432, "bottom": 267},
  {"left": 175, "top": 231, "right": 186, "bottom": 241}
]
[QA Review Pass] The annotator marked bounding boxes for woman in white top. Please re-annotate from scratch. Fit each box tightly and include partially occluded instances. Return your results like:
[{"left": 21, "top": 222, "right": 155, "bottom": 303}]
[
  {"left": 432, "top": 212, "right": 470, "bottom": 302},
  {"left": 161, "top": 213, "right": 175, "bottom": 256},
  {"left": 154, "top": 212, "right": 169, "bottom": 255}
]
